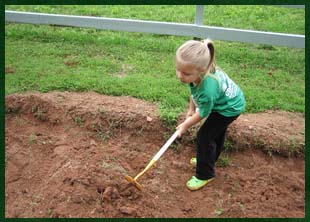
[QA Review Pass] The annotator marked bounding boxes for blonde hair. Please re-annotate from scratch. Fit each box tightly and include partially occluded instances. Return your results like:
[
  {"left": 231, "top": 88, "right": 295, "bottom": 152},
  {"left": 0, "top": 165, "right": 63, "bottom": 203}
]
[{"left": 176, "top": 39, "right": 216, "bottom": 80}]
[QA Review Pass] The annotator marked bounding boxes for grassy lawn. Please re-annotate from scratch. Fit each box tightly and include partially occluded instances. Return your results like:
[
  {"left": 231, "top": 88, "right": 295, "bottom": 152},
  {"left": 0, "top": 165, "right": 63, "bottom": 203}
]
[{"left": 5, "top": 5, "right": 305, "bottom": 122}]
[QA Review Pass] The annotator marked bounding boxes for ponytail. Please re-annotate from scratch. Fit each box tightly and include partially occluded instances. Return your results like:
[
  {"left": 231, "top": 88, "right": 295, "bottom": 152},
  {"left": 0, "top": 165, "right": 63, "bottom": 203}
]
[{"left": 203, "top": 39, "right": 216, "bottom": 74}]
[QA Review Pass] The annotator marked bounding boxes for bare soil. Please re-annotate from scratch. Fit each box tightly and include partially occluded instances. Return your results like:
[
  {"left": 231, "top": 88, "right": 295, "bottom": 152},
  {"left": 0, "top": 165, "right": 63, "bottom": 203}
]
[{"left": 5, "top": 91, "right": 305, "bottom": 218}]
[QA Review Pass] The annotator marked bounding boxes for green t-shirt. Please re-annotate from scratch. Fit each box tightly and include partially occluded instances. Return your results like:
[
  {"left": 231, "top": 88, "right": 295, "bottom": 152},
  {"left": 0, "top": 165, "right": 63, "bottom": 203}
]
[{"left": 189, "top": 69, "right": 245, "bottom": 118}]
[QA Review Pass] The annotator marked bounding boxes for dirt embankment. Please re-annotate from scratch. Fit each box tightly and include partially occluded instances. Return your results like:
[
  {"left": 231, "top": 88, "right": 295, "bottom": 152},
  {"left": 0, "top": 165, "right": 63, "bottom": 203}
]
[{"left": 5, "top": 91, "right": 305, "bottom": 218}]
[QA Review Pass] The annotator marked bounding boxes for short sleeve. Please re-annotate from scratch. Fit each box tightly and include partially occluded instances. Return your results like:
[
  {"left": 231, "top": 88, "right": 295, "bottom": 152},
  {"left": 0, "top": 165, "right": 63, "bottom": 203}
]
[{"left": 197, "top": 96, "right": 215, "bottom": 118}]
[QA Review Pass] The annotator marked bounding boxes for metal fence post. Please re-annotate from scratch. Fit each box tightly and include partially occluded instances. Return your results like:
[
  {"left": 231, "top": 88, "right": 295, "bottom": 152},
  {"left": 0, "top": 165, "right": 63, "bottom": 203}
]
[
  {"left": 195, "top": 5, "right": 204, "bottom": 26},
  {"left": 194, "top": 5, "right": 204, "bottom": 40}
]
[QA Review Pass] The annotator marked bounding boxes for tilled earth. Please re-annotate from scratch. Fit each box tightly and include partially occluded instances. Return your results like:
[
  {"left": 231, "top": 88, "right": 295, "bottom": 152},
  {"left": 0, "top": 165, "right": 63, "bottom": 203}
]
[{"left": 5, "top": 91, "right": 305, "bottom": 218}]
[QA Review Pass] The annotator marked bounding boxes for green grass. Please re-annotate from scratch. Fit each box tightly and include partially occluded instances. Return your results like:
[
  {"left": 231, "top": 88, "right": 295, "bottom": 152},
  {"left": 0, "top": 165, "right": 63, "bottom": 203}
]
[
  {"left": 5, "top": 5, "right": 305, "bottom": 123},
  {"left": 5, "top": 5, "right": 304, "bottom": 34}
]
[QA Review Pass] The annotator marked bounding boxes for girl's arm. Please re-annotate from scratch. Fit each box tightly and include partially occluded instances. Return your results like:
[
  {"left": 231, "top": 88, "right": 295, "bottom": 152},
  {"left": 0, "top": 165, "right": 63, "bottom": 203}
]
[
  {"left": 176, "top": 112, "right": 203, "bottom": 137},
  {"left": 186, "top": 96, "right": 196, "bottom": 118}
]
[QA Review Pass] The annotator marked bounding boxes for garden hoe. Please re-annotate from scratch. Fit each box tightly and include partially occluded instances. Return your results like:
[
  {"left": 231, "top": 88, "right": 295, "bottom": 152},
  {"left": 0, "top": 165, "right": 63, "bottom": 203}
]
[{"left": 125, "top": 130, "right": 180, "bottom": 190}]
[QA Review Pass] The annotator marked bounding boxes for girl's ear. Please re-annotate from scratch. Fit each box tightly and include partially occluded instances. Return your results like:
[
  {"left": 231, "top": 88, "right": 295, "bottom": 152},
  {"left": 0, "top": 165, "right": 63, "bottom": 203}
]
[{"left": 199, "top": 66, "right": 207, "bottom": 73}]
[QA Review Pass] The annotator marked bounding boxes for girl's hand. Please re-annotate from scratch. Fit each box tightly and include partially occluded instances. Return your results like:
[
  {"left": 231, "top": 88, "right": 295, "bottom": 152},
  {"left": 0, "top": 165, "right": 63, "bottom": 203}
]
[
  {"left": 176, "top": 121, "right": 189, "bottom": 138},
  {"left": 176, "top": 112, "right": 203, "bottom": 138},
  {"left": 186, "top": 109, "right": 195, "bottom": 119}
]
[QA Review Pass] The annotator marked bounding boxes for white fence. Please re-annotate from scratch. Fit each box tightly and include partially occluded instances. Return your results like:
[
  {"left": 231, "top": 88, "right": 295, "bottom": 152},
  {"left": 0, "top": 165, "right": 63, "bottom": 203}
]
[{"left": 5, "top": 5, "right": 305, "bottom": 48}]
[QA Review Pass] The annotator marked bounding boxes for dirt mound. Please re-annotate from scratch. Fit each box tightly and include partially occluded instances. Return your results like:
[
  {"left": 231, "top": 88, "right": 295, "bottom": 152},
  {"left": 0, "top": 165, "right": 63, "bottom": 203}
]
[
  {"left": 5, "top": 91, "right": 305, "bottom": 218},
  {"left": 228, "top": 111, "right": 305, "bottom": 157}
]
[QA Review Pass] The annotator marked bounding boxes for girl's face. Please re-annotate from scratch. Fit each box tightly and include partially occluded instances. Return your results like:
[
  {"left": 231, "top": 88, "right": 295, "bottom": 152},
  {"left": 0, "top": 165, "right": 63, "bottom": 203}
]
[{"left": 176, "top": 61, "right": 205, "bottom": 84}]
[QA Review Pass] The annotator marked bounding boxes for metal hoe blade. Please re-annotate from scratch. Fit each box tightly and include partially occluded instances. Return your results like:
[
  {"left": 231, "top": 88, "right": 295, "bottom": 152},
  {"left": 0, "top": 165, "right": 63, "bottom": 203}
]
[{"left": 124, "top": 175, "right": 142, "bottom": 190}]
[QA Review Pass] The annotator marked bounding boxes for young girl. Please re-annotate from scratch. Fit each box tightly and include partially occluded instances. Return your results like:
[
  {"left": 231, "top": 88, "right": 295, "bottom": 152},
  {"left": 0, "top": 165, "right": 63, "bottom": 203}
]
[{"left": 175, "top": 39, "right": 245, "bottom": 191}]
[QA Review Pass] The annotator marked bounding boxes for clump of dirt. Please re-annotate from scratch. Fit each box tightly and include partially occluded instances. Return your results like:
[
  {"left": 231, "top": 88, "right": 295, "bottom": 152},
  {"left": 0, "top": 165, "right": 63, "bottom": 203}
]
[
  {"left": 5, "top": 66, "right": 15, "bottom": 74},
  {"left": 5, "top": 91, "right": 305, "bottom": 218}
]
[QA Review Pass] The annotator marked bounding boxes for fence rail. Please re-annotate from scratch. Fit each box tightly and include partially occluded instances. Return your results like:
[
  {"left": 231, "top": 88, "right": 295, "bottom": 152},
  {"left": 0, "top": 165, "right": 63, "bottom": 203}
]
[{"left": 5, "top": 6, "right": 305, "bottom": 48}]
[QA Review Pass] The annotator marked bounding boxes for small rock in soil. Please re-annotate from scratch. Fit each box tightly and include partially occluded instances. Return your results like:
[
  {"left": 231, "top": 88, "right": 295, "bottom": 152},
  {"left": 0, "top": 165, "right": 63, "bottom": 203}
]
[{"left": 119, "top": 206, "right": 137, "bottom": 216}]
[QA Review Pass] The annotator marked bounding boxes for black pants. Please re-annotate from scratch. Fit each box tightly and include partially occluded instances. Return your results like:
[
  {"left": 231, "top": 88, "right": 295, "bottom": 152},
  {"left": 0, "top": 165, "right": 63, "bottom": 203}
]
[{"left": 195, "top": 112, "right": 239, "bottom": 180}]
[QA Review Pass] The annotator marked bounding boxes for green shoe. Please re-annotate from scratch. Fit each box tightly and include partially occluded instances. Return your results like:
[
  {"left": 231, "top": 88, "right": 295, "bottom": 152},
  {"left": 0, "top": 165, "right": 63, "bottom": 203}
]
[
  {"left": 189, "top": 157, "right": 196, "bottom": 166},
  {"left": 186, "top": 176, "right": 214, "bottom": 191}
]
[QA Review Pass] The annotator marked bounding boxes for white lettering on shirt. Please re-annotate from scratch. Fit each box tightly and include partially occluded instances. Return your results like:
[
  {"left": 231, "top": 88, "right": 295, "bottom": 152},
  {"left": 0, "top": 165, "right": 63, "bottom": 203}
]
[{"left": 219, "top": 72, "right": 238, "bottom": 99}]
